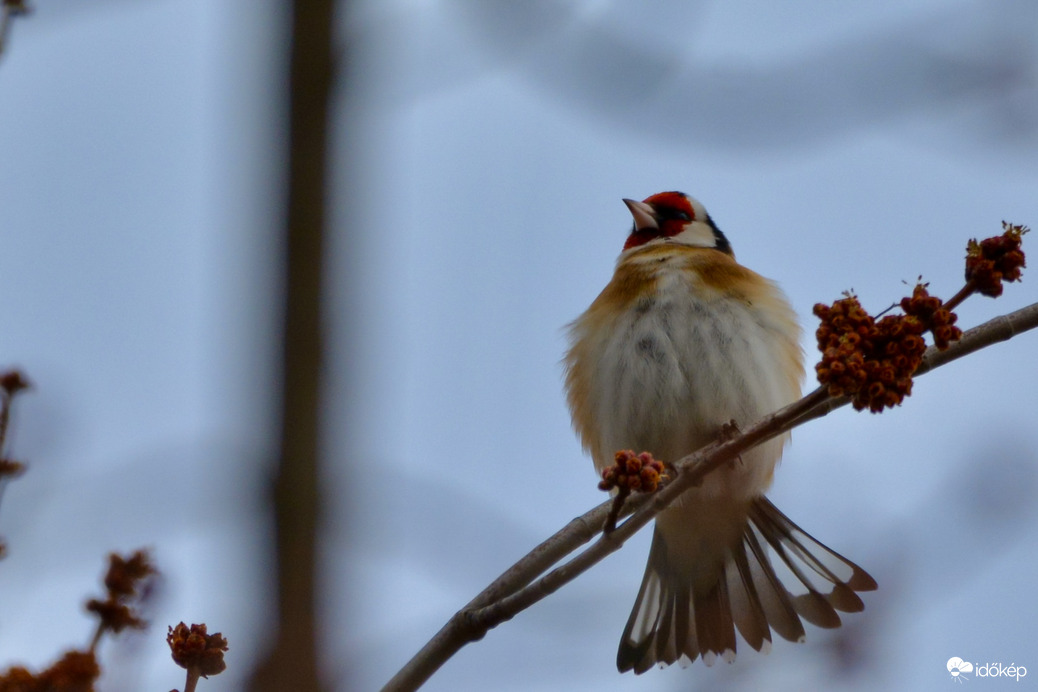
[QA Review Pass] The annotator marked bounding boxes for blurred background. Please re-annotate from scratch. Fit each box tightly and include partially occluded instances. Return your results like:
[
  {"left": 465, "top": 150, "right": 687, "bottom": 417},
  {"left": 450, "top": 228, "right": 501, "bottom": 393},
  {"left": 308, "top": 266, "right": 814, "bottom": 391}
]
[{"left": 1, "top": 1, "right": 1037, "bottom": 690}]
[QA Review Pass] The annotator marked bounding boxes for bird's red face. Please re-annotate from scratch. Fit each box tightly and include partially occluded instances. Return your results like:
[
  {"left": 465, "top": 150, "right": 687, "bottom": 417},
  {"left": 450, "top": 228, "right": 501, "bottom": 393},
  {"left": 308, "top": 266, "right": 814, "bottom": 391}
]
[
  {"left": 623, "top": 192, "right": 694, "bottom": 250},
  {"left": 622, "top": 191, "right": 731, "bottom": 255}
]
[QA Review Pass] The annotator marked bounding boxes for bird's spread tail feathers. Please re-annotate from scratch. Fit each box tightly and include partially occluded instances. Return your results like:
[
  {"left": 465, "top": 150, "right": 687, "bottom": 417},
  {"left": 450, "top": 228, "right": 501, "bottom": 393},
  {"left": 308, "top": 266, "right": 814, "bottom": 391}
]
[{"left": 616, "top": 496, "right": 876, "bottom": 674}]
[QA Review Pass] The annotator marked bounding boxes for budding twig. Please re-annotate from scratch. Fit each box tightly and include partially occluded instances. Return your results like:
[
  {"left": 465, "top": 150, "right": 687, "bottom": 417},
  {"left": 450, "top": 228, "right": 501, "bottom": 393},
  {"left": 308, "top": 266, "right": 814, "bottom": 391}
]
[{"left": 0, "top": 0, "right": 29, "bottom": 59}]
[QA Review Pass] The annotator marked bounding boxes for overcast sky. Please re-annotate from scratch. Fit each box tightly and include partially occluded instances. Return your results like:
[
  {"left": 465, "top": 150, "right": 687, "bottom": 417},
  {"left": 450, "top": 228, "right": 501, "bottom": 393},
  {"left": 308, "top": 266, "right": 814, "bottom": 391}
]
[{"left": 1, "top": 2, "right": 1037, "bottom": 691}]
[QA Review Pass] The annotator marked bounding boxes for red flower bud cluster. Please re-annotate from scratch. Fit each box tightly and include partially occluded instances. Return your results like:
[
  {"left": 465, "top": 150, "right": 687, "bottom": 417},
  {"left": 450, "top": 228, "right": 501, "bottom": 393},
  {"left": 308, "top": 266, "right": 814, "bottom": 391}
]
[
  {"left": 0, "top": 651, "right": 100, "bottom": 692},
  {"left": 965, "top": 222, "right": 1028, "bottom": 297},
  {"left": 814, "top": 284, "right": 961, "bottom": 413},
  {"left": 0, "top": 553, "right": 149, "bottom": 692},
  {"left": 85, "top": 550, "right": 155, "bottom": 635},
  {"left": 900, "top": 283, "right": 962, "bottom": 350},
  {"left": 599, "top": 450, "right": 667, "bottom": 494},
  {"left": 0, "top": 370, "right": 29, "bottom": 396},
  {"left": 167, "top": 622, "right": 228, "bottom": 679}
]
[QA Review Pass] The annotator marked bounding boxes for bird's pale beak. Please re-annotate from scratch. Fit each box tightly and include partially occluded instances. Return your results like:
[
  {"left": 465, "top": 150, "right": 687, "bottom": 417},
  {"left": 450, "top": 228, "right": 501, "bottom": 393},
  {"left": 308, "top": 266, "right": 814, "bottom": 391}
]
[{"left": 623, "top": 198, "right": 658, "bottom": 232}]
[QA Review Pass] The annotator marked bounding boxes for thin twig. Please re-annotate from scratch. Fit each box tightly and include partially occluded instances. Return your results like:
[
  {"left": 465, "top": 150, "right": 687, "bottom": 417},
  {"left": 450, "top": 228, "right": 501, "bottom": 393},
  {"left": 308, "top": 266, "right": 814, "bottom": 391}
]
[
  {"left": 943, "top": 281, "right": 976, "bottom": 312},
  {"left": 88, "top": 621, "right": 104, "bottom": 655},
  {"left": 0, "top": 371, "right": 29, "bottom": 510},
  {"left": 0, "top": 8, "right": 10, "bottom": 57},
  {"left": 382, "top": 300, "right": 1038, "bottom": 692},
  {"left": 0, "top": 2, "right": 29, "bottom": 60}
]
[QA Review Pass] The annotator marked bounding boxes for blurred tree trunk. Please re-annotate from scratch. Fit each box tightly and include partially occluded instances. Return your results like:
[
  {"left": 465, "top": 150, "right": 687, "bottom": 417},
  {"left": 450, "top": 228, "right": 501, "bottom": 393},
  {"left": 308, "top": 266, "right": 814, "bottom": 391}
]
[{"left": 249, "top": 1, "right": 334, "bottom": 690}]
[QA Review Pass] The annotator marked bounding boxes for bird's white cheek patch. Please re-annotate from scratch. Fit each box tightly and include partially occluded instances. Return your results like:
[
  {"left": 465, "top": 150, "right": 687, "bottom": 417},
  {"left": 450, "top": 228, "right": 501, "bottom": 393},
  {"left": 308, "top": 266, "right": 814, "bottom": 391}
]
[{"left": 667, "top": 221, "right": 718, "bottom": 249}]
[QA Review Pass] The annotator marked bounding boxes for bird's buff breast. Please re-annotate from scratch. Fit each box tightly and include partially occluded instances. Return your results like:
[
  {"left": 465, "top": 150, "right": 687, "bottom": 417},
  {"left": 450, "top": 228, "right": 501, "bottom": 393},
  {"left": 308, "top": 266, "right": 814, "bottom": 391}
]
[{"left": 565, "top": 246, "right": 803, "bottom": 501}]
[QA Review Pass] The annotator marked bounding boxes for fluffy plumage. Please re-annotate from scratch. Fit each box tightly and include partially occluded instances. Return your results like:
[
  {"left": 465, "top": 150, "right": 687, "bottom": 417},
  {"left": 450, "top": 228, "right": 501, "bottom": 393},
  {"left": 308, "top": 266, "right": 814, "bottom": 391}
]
[{"left": 564, "top": 192, "right": 875, "bottom": 672}]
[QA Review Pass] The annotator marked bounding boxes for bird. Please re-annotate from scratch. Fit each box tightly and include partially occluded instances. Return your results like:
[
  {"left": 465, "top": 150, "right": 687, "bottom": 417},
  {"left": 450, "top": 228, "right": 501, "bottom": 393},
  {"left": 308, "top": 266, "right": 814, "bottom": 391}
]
[{"left": 564, "top": 191, "right": 876, "bottom": 673}]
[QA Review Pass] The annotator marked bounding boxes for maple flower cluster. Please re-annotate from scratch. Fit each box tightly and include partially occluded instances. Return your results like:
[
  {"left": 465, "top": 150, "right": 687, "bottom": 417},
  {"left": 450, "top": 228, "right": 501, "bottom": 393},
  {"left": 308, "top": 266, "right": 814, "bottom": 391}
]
[
  {"left": 167, "top": 622, "right": 229, "bottom": 680},
  {"left": 0, "top": 550, "right": 154, "bottom": 692},
  {"left": 815, "top": 223, "right": 1027, "bottom": 413},
  {"left": 0, "top": 651, "right": 99, "bottom": 692},
  {"left": 599, "top": 450, "right": 668, "bottom": 494},
  {"left": 814, "top": 292, "right": 924, "bottom": 412},
  {"left": 965, "top": 222, "right": 1028, "bottom": 297},
  {"left": 85, "top": 549, "right": 155, "bottom": 635}
]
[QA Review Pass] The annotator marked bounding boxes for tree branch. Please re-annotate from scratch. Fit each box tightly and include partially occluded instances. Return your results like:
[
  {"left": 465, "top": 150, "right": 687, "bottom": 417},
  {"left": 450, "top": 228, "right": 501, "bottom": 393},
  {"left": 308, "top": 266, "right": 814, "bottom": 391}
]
[{"left": 382, "top": 300, "right": 1038, "bottom": 692}]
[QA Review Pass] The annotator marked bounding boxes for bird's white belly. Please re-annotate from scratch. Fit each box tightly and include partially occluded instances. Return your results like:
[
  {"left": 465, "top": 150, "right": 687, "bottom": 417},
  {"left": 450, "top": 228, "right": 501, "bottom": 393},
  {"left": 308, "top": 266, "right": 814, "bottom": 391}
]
[{"left": 589, "top": 276, "right": 794, "bottom": 501}]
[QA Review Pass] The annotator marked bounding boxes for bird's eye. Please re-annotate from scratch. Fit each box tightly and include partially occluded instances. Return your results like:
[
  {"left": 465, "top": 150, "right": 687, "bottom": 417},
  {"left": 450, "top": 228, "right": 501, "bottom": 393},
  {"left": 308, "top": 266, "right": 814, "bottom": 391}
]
[{"left": 655, "top": 207, "right": 691, "bottom": 222}]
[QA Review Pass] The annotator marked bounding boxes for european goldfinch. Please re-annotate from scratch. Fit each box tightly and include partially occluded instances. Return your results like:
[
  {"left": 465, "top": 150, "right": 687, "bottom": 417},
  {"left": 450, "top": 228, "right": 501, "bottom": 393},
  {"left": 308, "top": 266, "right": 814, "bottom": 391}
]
[{"left": 564, "top": 191, "right": 876, "bottom": 673}]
